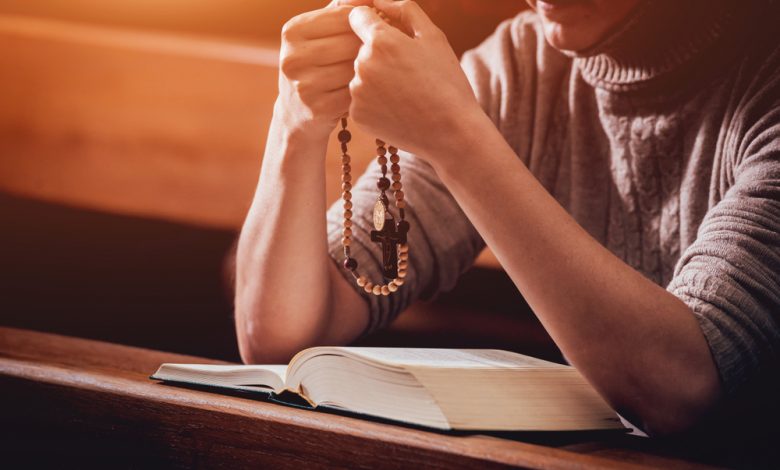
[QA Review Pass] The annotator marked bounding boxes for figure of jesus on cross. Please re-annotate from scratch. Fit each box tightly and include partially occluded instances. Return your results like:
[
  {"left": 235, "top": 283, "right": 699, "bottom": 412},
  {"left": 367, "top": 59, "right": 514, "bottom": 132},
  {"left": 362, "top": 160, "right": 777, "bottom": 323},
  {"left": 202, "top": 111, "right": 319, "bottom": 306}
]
[{"left": 370, "top": 218, "right": 409, "bottom": 280}]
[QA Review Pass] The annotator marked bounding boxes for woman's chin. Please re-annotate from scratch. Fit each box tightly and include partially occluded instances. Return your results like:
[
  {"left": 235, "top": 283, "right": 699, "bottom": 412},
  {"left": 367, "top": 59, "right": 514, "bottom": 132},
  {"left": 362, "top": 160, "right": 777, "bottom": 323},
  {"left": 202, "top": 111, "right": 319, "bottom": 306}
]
[{"left": 542, "top": 23, "right": 587, "bottom": 52}]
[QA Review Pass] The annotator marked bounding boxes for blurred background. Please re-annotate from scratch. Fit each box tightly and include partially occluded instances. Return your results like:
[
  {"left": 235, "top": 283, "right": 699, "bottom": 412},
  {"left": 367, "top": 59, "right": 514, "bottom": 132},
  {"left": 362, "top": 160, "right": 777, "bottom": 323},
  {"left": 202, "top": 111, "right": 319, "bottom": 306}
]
[{"left": 0, "top": 0, "right": 562, "bottom": 363}]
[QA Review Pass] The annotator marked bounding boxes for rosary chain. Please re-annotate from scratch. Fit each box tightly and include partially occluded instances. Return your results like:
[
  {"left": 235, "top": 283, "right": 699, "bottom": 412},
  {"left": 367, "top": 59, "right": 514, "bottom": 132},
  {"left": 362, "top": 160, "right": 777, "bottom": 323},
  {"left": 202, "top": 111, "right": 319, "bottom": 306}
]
[{"left": 338, "top": 118, "right": 408, "bottom": 296}]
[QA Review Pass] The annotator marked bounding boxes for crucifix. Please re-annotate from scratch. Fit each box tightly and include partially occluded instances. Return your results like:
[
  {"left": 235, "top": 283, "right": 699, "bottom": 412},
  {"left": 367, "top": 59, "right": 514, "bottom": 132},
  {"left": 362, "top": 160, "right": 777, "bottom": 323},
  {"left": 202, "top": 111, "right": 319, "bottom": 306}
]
[
  {"left": 370, "top": 215, "right": 409, "bottom": 280},
  {"left": 339, "top": 124, "right": 410, "bottom": 296}
]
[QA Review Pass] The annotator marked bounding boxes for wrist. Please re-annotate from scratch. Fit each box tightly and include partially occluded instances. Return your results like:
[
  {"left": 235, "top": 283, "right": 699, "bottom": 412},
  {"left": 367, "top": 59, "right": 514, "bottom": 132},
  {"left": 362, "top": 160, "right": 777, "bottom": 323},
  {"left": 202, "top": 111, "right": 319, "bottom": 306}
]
[
  {"left": 271, "top": 97, "right": 335, "bottom": 146},
  {"left": 426, "top": 105, "right": 497, "bottom": 176}
]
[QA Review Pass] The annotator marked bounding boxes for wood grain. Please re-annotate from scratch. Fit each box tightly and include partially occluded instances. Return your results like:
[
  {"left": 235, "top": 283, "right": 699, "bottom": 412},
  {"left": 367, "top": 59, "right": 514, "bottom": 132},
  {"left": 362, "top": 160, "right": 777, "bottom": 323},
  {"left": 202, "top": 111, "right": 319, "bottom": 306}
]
[
  {"left": 0, "top": 327, "right": 718, "bottom": 469},
  {"left": 0, "top": 13, "right": 501, "bottom": 268}
]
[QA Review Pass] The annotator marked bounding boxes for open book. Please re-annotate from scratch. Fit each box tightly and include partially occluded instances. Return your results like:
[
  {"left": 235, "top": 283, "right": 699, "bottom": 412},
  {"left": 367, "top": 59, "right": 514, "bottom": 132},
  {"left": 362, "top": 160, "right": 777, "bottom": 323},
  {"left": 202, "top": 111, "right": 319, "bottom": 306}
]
[{"left": 151, "top": 347, "right": 625, "bottom": 432}]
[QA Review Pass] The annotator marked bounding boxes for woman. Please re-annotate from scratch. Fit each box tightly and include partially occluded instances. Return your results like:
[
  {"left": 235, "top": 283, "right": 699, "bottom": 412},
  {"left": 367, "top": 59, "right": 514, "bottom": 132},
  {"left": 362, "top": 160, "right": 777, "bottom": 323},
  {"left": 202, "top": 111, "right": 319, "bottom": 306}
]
[{"left": 235, "top": 0, "right": 780, "bottom": 436}]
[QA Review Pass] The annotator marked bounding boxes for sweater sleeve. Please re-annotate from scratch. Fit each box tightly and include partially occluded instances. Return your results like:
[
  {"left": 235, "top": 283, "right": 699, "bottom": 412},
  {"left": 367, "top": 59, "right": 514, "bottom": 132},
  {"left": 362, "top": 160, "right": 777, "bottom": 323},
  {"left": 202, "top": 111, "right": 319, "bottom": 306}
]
[
  {"left": 667, "top": 80, "right": 780, "bottom": 394},
  {"left": 324, "top": 15, "right": 538, "bottom": 335}
]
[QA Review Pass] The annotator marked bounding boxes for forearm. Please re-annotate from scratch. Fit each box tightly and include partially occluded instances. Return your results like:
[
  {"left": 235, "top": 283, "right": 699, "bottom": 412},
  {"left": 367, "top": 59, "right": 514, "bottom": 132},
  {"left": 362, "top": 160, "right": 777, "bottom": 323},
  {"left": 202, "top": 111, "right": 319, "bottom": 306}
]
[
  {"left": 235, "top": 105, "right": 366, "bottom": 364},
  {"left": 428, "top": 111, "right": 721, "bottom": 434}
]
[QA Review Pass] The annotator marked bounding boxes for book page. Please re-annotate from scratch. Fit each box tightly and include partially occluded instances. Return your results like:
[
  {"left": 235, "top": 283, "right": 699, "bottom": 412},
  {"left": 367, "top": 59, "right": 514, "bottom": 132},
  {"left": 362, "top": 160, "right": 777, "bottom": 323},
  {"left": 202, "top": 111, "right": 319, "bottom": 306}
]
[
  {"left": 152, "top": 363, "right": 287, "bottom": 392},
  {"left": 336, "top": 348, "right": 565, "bottom": 369}
]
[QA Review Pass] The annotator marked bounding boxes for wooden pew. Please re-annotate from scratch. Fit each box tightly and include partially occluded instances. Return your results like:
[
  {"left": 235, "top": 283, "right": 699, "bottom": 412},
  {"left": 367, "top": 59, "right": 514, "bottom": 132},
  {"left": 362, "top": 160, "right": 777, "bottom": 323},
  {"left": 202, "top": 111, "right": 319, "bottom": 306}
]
[
  {"left": 0, "top": 326, "right": 719, "bottom": 469},
  {"left": 0, "top": 12, "right": 501, "bottom": 266}
]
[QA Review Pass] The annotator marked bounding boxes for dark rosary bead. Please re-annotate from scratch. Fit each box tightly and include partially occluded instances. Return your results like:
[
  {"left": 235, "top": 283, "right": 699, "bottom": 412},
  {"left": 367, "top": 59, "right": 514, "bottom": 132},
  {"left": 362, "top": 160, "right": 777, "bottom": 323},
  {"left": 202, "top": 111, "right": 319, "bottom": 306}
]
[
  {"left": 341, "top": 143, "right": 348, "bottom": 154},
  {"left": 338, "top": 130, "right": 352, "bottom": 143},
  {"left": 377, "top": 177, "right": 391, "bottom": 190},
  {"left": 343, "top": 257, "right": 358, "bottom": 271},
  {"left": 397, "top": 220, "right": 410, "bottom": 233}
]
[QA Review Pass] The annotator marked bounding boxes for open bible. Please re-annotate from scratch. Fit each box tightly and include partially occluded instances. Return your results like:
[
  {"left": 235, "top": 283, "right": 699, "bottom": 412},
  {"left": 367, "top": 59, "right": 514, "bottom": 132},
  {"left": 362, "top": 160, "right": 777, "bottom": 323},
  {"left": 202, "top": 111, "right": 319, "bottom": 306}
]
[{"left": 151, "top": 347, "right": 625, "bottom": 432}]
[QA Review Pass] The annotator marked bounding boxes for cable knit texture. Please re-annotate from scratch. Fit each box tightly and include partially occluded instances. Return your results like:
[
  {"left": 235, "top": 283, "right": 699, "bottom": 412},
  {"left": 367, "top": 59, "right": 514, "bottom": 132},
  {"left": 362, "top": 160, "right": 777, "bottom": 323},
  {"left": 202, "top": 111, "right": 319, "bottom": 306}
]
[{"left": 327, "top": 0, "right": 780, "bottom": 396}]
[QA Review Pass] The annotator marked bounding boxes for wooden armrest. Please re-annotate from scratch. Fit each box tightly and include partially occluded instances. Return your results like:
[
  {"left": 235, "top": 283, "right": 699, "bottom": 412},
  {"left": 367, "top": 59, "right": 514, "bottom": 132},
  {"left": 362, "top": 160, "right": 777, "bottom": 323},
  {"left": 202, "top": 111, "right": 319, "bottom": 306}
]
[{"left": 0, "top": 327, "right": 716, "bottom": 468}]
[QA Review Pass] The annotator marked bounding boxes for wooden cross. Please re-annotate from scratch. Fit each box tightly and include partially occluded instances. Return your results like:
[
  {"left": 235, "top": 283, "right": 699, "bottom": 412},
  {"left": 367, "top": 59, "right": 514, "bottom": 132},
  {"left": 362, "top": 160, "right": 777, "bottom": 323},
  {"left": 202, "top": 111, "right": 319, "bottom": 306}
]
[{"left": 370, "top": 219, "right": 408, "bottom": 280}]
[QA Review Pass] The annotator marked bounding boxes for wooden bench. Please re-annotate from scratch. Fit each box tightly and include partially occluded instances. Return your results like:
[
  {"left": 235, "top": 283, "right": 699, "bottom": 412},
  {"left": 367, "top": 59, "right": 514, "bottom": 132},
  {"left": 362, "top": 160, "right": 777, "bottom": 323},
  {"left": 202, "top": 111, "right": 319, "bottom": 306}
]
[
  {"left": 0, "top": 10, "right": 502, "bottom": 267},
  {"left": 1, "top": 327, "right": 720, "bottom": 468}
]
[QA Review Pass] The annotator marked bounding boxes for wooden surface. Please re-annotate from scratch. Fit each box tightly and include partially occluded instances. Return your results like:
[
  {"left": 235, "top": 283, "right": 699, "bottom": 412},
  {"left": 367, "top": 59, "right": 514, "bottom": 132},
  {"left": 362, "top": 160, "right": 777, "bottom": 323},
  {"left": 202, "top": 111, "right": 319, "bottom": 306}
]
[
  {"left": 0, "top": 327, "right": 719, "bottom": 469},
  {"left": 0, "top": 12, "right": 501, "bottom": 268}
]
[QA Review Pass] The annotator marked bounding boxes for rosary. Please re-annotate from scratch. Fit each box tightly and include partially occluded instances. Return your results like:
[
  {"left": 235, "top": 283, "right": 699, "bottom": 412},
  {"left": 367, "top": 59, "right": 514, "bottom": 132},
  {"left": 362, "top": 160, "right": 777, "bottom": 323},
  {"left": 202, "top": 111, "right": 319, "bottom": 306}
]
[{"left": 338, "top": 118, "right": 409, "bottom": 297}]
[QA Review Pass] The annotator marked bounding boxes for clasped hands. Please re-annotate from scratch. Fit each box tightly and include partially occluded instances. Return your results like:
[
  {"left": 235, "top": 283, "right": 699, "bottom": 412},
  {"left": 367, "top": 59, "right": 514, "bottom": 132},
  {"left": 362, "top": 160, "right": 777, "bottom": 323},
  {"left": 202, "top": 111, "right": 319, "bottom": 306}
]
[{"left": 278, "top": 0, "right": 481, "bottom": 160}]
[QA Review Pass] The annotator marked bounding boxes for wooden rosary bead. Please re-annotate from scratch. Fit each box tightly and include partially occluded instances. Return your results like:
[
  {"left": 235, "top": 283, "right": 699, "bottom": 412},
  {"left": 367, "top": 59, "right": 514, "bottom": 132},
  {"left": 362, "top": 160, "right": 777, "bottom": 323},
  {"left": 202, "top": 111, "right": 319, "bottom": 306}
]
[
  {"left": 341, "top": 154, "right": 350, "bottom": 164},
  {"left": 399, "top": 251, "right": 408, "bottom": 261},
  {"left": 397, "top": 269, "right": 407, "bottom": 279},
  {"left": 342, "top": 237, "right": 352, "bottom": 246},
  {"left": 376, "top": 147, "right": 387, "bottom": 156},
  {"left": 396, "top": 200, "right": 406, "bottom": 209},
  {"left": 388, "top": 146, "right": 398, "bottom": 154},
  {"left": 381, "top": 285, "right": 390, "bottom": 296},
  {"left": 343, "top": 200, "right": 353, "bottom": 210},
  {"left": 344, "top": 219, "right": 353, "bottom": 228},
  {"left": 390, "top": 154, "right": 400, "bottom": 164},
  {"left": 376, "top": 138, "right": 385, "bottom": 146},
  {"left": 391, "top": 181, "right": 402, "bottom": 191},
  {"left": 391, "top": 173, "right": 402, "bottom": 182},
  {"left": 364, "top": 282, "right": 374, "bottom": 293},
  {"left": 387, "top": 281, "right": 398, "bottom": 292},
  {"left": 342, "top": 163, "right": 351, "bottom": 173},
  {"left": 343, "top": 209, "right": 352, "bottom": 219},
  {"left": 398, "top": 260, "right": 408, "bottom": 270},
  {"left": 343, "top": 192, "right": 352, "bottom": 201},
  {"left": 342, "top": 173, "right": 352, "bottom": 183},
  {"left": 394, "top": 190, "right": 405, "bottom": 201},
  {"left": 399, "top": 243, "right": 409, "bottom": 253},
  {"left": 390, "top": 163, "right": 400, "bottom": 173},
  {"left": 343, "top": 257, "right": 358, "bottom": 271},
  {"left": 393, "top": 277, "right": 405, "bottom": 286},
  {"left": 338, "top": 130, "right": 352, "bottom": 143},
  {"left": 357, "top": 276, "right": 367, "bottom": 287},
  {"left": 372, "top": 285, "right": 382, "bottom": 295},
  {"left": 377, "top": 156, "right": 388, "bottom": 165},
  {"left": 343, "top": 228, "right": 352, "bottom": 237}
]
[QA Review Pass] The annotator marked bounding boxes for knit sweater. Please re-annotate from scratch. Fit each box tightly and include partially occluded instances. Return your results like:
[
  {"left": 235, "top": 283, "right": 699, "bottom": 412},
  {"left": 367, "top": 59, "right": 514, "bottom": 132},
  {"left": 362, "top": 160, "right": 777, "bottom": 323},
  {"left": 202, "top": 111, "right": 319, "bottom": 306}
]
[{"left": 326, "top": 0, "right": 780, "bottom": 397}]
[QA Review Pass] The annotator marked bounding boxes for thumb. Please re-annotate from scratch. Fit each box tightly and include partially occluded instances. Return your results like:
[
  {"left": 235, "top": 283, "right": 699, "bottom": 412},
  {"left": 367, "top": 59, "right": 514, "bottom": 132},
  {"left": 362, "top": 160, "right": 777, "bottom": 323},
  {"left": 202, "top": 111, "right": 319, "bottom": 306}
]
[
  {"left": 373, "top": 0, "right": 435, "bottom": 38},
  {"left": 348, "top": 6, "right": 397, "bottom": 44}
]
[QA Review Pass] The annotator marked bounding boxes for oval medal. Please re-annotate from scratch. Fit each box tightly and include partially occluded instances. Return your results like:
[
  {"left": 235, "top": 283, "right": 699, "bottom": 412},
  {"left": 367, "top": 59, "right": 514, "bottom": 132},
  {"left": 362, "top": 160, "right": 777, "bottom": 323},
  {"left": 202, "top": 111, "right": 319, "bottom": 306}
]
[{"left": 373, "top": 200, "right": 386, "bottom": 231}]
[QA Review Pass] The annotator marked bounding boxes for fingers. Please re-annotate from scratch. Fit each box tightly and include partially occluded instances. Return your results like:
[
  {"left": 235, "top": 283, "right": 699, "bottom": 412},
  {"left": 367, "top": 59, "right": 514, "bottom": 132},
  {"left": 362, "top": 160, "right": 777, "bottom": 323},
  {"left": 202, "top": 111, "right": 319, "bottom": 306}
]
[
  {"left": 373, "top": 0, "right": 436, "bottom": 38},
  {"left": 328, "top": 0, "right": 372, "bottom": 7},
  {"left": 348, "top": 6, "right": 402, "bottom": 44},
  {"left": 298, "top": 62, "right": 356, "bottom": 93},
  {"left": 304, "top": 33, "right": 363, "bottom": 66},
  {"left": 284, "top": 6, "right": 355, "bottom": 40}
]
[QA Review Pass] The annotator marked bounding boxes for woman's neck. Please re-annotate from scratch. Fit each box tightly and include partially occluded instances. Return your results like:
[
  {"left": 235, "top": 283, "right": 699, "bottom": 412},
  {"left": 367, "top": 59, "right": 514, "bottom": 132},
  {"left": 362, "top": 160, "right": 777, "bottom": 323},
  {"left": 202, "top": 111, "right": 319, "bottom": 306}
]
[{"left": 563, "top": 0, "right": 747, "bottom": 94}]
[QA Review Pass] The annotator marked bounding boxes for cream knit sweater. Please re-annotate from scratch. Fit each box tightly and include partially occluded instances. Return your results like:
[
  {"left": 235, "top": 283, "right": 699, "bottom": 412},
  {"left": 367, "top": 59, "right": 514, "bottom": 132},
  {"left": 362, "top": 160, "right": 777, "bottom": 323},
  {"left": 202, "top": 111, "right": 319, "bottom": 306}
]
[{"left": 327, "top": 0, "right": 780, "bottom": 397}]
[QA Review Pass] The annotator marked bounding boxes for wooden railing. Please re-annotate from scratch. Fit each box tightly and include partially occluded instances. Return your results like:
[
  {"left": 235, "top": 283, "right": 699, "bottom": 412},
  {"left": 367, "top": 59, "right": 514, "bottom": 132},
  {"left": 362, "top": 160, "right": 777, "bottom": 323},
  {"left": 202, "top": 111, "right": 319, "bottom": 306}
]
[{"left": 0, "top": 326, "right": 718, "bottom": 469}]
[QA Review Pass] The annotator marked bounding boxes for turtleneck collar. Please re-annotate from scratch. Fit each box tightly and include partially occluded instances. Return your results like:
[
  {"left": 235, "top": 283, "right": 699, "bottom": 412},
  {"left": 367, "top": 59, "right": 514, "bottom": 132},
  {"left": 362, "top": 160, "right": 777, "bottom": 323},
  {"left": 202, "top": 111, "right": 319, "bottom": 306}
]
[{"left": 562, "top": 0, "right": 745, "bottom": 93}]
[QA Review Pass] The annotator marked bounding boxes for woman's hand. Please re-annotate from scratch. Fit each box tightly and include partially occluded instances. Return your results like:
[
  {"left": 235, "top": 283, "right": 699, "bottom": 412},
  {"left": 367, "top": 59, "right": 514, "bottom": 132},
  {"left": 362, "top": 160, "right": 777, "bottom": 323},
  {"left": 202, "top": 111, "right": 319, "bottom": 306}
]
[
  {"left": 277, "top": 0, "right": 372, "bottom": 141},
  {"left": 347, "top": 0, "right": 482, "bottom": 159}
]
